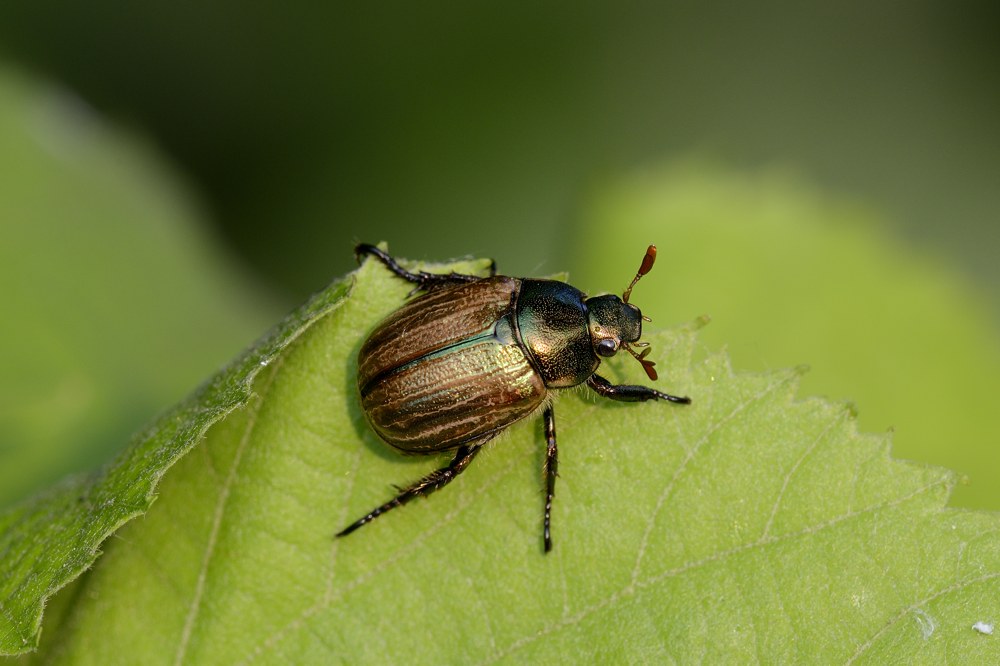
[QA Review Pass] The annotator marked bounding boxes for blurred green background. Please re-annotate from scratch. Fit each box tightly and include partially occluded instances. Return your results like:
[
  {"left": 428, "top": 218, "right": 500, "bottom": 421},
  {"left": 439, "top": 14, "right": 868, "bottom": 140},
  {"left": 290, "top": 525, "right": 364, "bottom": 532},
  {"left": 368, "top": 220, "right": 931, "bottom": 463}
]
[{"left": 0, "top": 3, "right": 998, "bottom": 510}]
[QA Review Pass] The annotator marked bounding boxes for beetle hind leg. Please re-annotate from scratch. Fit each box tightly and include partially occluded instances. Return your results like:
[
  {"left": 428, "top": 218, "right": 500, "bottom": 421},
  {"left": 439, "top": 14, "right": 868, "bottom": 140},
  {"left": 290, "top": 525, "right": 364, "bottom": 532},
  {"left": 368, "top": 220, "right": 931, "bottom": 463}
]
[
  {"left": 543, "top": 406, "right": 558, "bottom": 553},
  {"left": 355, "top": 243, "right": 491, "bottom": 291},
  {"left": 336, "top": 443, "right": 483, "bottom": 538}
]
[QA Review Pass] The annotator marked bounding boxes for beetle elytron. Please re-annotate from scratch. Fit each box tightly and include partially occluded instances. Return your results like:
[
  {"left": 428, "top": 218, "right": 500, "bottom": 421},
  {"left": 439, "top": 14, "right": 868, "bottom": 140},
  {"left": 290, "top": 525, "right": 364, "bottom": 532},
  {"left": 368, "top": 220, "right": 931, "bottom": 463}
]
[{"left": 338, "top": 243, "right": 690, "bottom": 552}]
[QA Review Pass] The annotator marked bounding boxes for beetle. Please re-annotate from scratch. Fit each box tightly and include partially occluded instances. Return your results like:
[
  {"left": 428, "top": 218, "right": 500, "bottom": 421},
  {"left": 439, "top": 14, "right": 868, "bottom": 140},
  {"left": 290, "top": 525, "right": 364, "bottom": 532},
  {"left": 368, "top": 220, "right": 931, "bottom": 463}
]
[{"left": 337, "top": 243, "right": 690, "bottom": 552}]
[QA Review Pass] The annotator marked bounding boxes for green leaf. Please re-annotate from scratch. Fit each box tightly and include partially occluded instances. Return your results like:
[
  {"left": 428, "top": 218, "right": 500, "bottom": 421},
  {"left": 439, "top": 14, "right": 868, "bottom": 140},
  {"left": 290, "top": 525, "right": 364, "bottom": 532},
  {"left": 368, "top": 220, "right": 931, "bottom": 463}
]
[
  {"left": 0, "top": 65, "right": 277, "bottom": 508},
  {"left": 568, "top": 162, "right": 1000, "bottom": 511},
  {"left": 0, "top": 269, "right": 351, "bottom": 657},
  {"left": 4, "top": 252, "right": 1000, "bottom": 663}
]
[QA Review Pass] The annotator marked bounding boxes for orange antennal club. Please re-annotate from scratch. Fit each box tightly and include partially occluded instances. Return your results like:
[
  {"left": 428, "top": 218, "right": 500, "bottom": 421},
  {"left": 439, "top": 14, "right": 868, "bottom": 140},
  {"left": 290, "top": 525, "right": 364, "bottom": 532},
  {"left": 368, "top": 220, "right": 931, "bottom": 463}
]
[{"left": 623, "top": 245, "right": 657, "bottom": 304}]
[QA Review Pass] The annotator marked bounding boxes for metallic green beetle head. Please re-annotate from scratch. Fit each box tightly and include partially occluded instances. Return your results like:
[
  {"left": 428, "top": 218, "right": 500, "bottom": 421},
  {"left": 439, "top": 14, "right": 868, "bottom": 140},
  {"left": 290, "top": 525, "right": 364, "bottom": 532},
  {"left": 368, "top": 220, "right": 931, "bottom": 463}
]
[{"left": 584, "top": 245, "right": 659, "bottom": 381}]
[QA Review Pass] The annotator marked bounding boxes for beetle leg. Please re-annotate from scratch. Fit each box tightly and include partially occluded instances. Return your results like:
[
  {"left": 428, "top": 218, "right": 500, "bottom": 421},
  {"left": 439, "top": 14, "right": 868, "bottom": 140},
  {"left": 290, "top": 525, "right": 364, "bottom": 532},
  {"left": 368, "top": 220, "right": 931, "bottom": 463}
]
[
  {"left": 543, "top": 405, "right": 558, "bottom": 553},
  {"left": 587, "top": 374, "right": 691, "bottom": 404},
  {"left": 355, "top": 243, "right": 489, "bottom": 291},
  {"left": 336, "top": 443, "right": 483, "bottom": 538}
]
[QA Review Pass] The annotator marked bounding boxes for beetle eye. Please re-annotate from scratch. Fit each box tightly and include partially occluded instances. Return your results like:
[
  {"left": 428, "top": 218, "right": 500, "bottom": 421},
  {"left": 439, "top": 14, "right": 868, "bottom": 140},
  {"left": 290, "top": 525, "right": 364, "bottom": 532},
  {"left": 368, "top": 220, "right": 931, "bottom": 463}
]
[{"left": 596, "top": 339, "right": 617, "bottom": 357}]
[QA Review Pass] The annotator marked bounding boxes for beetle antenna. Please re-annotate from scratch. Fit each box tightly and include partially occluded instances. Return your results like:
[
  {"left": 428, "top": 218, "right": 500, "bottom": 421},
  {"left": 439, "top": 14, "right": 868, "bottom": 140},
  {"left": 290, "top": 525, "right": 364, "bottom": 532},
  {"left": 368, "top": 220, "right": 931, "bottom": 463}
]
[
  {"left": 623, "top": 245, "right": 657, "bottom": 304},
  {"left": 623, "top": 343, "right": 658, "bottom": 381}
]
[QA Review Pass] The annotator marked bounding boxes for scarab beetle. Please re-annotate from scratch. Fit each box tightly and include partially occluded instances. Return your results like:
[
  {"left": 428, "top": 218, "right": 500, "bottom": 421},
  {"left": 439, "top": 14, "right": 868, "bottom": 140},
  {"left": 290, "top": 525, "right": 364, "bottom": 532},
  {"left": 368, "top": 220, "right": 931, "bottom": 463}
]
[{"left": 338, "top": 243, "right": 690, "bottom": 552}]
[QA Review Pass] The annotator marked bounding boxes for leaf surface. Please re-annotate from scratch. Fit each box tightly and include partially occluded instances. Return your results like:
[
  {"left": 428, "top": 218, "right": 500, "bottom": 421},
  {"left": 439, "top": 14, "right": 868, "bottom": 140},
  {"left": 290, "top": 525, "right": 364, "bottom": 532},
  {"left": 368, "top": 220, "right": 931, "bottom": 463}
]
[
  {"left": 0, "top": 65, "right": 275, "bottom": 508},
  {"left": 569, "top": 163, "right": 1000, "bottom": 510},
  {"left": 3, "top": 253, "right": 999, "bottom": 664}
]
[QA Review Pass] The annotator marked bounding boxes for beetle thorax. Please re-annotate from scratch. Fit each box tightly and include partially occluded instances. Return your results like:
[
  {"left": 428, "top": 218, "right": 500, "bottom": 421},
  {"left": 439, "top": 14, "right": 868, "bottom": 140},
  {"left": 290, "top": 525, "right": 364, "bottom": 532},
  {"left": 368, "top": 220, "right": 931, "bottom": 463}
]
[{"left": 514, "top": 279, "right": 600, "bottom": 388}]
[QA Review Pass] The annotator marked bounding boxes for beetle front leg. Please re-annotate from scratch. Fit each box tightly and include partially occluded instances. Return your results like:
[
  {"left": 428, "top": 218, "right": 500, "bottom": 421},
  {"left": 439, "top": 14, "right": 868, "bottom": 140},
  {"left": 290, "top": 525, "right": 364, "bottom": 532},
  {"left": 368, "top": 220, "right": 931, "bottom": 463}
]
[
  {"left": 355, "top": 243, "right": 490, "bottom": 291},
  {"left": 336, "top": 444, "right": 482, "bottom": 538},
  {"left": 587, "top": 374, "right": 691, "bottom": 404},
  {"left": 542, "top": 406, "right": 558, "bottom": 553}
]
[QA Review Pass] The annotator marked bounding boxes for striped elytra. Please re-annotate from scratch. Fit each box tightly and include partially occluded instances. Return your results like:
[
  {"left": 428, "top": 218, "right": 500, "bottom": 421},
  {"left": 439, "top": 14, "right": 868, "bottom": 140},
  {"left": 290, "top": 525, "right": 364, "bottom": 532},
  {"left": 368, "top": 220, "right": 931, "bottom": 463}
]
[{"left": 358, "top": 277, "right": 546, "bottom": 452}]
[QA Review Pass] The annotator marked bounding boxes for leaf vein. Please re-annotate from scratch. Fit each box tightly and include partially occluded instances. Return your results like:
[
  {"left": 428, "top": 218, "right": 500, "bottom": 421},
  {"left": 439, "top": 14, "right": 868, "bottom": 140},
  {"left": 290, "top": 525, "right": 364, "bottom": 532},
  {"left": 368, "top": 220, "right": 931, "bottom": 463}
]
[
  {"left": 238, "top": 447, "right": 528, "bottom": 664},
  {"left": 844, "top": 570, "right": 1000, "bottom": 664},
  {"left": 173, "top": 359, "right": 284, "bottom": 666},
  {"left": 632, "top": 370, "right": 798, "bottom": 584},
  {"left": 485, "top": 477, "right": 949, "bottom": 663},
  {"left": 762, "top": 408, "right": 850, "bottom": 539}
]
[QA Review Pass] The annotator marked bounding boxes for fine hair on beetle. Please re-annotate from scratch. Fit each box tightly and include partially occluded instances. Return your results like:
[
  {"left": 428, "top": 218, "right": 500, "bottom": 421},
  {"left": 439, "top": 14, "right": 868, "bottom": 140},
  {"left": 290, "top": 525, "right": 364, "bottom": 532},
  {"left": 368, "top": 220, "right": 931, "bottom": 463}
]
[{"left": 340, "top": 243, "right": 690, "bottom": 552}]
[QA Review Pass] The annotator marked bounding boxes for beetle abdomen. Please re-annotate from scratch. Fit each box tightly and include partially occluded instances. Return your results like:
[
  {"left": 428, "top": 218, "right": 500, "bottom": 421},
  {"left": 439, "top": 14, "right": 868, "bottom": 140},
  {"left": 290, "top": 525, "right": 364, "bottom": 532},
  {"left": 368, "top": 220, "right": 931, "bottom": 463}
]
[
  {"left": 360, "top": 331, "right": 545, "bottom": 452},
  {"left": 358, "top": 276, "right": 545, "bottom": 452}
]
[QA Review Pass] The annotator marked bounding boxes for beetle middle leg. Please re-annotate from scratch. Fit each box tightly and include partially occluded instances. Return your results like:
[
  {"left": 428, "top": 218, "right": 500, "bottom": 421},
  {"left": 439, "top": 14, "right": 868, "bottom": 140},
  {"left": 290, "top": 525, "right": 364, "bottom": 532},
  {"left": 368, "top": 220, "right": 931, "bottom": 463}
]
[
  {"left": 336, "top": 443, "right": 484, "bottom": 538},
  {"left": 355, "top": 243, "right": 493, "bottom": 291},
  {"left": 587, "top": 374, "right": 691, "bottom": 404},
  {"left": 543, "top": 405, "right": 558, "bottom": 552}
]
